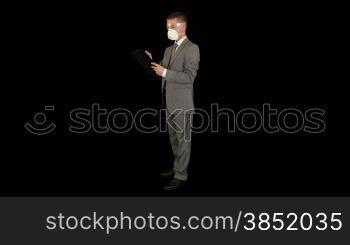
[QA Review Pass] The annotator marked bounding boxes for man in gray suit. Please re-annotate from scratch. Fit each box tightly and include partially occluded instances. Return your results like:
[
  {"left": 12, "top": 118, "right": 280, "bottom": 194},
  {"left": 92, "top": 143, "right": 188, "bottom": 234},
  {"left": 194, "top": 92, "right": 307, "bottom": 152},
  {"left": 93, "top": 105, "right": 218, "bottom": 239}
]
[{"left": 147, "top": 11, "right": 200, "bottom": 191}]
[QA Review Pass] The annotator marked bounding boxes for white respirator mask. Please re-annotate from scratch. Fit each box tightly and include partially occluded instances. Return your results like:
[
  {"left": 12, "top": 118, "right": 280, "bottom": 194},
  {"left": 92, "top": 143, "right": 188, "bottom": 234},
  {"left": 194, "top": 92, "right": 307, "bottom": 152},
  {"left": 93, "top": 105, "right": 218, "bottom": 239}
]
[{"left": 167, "top": 29, "right": 179, "bottom": 40}]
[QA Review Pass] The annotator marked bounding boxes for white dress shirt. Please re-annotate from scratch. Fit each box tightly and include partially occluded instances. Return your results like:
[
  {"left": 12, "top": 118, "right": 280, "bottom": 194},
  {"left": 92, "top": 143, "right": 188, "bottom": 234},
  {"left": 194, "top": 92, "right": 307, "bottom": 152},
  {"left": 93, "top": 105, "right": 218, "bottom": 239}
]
[{"left": 162, "top": 36, "right": 187, "bottom": 78}]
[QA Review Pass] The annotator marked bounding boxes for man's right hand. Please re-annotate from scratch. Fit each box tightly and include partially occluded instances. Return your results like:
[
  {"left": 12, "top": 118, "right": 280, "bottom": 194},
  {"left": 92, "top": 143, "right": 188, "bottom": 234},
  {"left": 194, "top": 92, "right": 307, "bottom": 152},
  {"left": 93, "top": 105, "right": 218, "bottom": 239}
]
[{"left": 145, "top": 50, "right": 152, "bottom": 60}]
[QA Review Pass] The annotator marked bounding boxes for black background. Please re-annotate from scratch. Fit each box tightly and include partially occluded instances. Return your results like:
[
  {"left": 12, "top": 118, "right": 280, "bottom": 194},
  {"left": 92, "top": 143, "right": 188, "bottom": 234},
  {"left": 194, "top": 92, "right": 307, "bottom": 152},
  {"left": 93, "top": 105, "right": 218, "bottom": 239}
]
[{"left": 6, "top": 1, "right": 347, "bottom": 196}]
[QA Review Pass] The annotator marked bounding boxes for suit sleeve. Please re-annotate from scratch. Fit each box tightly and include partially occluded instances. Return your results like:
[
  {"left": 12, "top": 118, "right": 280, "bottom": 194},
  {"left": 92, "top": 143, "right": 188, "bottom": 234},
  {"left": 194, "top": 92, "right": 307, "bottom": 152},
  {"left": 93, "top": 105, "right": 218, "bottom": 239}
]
[{"left": 165, "top": 44, "right": 200, "bottom": 85}]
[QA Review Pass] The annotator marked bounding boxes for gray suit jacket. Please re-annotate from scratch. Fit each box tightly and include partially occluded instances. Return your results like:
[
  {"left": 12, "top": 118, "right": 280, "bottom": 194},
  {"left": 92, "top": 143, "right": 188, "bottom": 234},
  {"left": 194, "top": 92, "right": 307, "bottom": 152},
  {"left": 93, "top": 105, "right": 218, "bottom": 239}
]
[{"left": 160, "top": 38, "right": 200, "bottom": 113}]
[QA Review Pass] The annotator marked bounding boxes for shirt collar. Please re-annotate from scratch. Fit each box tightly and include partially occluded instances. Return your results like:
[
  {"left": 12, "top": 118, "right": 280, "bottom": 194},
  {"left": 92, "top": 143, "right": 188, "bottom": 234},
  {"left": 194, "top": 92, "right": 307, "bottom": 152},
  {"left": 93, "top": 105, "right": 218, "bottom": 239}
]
[{"left": 175, "top": 36, "right": 187, "bottom": 47}]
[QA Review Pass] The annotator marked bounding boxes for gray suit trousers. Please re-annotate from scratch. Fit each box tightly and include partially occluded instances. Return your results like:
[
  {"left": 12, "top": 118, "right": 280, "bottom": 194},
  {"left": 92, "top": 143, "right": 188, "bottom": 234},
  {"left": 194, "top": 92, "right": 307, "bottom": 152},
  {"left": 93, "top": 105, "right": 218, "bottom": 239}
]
[{"left": 167, "top": 109, "right": 192, "bottom": 181}]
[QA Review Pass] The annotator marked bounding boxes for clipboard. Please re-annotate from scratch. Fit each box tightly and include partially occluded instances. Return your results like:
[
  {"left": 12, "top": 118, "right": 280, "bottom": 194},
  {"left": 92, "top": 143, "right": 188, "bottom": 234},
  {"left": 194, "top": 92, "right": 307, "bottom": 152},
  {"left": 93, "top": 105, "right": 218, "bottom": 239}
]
[{"left": 131, "top": 50, "right": 157, "bottom": 77}]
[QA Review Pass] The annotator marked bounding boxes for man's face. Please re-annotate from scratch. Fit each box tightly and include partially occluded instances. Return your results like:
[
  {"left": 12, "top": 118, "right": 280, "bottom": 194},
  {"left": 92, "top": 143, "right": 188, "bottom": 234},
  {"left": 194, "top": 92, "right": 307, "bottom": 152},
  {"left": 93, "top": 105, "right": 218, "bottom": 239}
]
[{"left": 166, "top": 18, "right": 186, "bottom": 35}]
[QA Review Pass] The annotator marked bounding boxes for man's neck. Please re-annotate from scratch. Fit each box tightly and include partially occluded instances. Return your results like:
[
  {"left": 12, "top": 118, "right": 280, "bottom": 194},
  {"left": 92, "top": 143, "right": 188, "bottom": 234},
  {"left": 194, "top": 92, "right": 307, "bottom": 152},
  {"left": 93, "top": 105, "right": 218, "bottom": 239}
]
[
  {"left": 176, "top": 34, "right": 187, "bottom": 44},
  {"left": 178, "top": 34, "right": 186, "bottom": 40}
]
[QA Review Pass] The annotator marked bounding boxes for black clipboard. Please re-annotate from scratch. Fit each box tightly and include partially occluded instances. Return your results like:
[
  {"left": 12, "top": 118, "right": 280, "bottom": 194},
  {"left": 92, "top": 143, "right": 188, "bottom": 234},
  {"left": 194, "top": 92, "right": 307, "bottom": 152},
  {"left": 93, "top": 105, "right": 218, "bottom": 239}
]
[{"left": 131, "top": 50, "right": 157, "bottom": 77}]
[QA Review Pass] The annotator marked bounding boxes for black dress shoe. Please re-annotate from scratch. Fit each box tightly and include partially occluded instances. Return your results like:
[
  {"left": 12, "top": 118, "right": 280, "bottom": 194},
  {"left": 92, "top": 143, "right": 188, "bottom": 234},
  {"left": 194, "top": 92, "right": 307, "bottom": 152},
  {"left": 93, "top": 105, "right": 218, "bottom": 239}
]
[
  {"left": 164, "top": 178, "right": 186, "bottom": 191},
  {"left": 160, "top": 170, "right": 174, "bottom": 179}
]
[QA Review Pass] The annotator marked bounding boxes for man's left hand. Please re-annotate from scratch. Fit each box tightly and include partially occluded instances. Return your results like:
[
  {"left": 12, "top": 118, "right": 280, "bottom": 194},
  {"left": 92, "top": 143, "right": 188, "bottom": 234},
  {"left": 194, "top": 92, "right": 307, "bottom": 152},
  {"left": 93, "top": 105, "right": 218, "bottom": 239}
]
[{"left": 151, "top": 62, "right": 165, "bottom": 76}]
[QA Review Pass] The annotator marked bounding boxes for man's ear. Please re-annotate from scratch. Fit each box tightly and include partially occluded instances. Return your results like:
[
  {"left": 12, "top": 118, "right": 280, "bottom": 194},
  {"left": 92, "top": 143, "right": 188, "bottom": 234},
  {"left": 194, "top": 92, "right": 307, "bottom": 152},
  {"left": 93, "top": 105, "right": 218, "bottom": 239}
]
[{"left": 183, "top": 23, "right": 187, "bottom": 33}]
